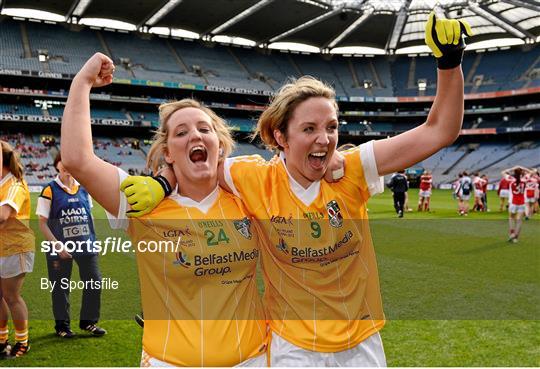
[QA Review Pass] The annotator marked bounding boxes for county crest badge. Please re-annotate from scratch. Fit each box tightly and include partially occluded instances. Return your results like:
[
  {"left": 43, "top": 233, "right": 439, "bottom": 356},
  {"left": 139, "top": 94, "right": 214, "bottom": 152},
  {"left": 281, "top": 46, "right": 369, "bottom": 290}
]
[
  {"left": 326, "top": 200, "right": 343, "bottom": 228},
  {"left": 233, "top": 217, "right": 252, "bottom": 239}
]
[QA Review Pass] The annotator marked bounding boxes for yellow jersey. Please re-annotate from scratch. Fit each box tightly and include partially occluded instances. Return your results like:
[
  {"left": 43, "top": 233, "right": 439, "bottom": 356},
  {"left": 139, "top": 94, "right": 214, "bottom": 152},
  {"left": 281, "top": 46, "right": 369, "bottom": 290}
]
[
  {"left": 223, "top": 141, "right": 385, "bottom": 352},
  {"left": 110, "top": 169, "right": 267, "bottom": 366},
  {"left": 0, "top": 173, "right": 34, "bottom": 257}
]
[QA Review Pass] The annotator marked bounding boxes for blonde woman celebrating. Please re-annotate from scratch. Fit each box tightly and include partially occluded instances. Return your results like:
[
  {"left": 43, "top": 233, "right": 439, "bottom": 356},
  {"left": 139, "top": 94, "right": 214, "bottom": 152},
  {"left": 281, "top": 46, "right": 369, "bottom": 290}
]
[{"left": 61, "top": 53, "right": 267, "bottom": 366}]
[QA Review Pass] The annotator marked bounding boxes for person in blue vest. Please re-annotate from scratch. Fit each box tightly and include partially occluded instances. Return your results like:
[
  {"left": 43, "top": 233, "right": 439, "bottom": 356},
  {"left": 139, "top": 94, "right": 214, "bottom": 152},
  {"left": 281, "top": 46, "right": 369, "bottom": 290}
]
[{"left": 36, "top": 153, "right": 106, "bottom": 338}]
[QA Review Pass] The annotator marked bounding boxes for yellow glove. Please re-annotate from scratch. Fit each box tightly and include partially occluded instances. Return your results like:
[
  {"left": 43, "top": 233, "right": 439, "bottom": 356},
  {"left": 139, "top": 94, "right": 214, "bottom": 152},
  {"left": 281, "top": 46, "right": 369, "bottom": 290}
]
[
  {"left": 425, "top": 11, "right": 473, "bottom": 69},
  {"left": 120, "top": 176, "right": 168, "bottom": 217}
]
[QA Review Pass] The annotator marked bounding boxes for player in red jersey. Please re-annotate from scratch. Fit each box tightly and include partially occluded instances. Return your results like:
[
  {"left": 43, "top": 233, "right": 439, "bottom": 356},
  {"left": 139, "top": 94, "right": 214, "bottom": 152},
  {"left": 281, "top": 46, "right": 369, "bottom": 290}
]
[
  {"left": 481, "top": 174, "right": 489, "bottom": 212},
  {"left": 534, "top": 169, "right": 540, "bottom": 215},
  {"left": 472, "top": 172, "right": 486, "bottom": 212},
  {"left": 502, "top": 166, "right": 533, "bottom": 243},
  {"left": 524, "top": 171, "right": 539, "bottom": 219},
  {"left": 497, "top": 174, "right": 513, "bottom": 211},
  {"left": 417, "top": 170, "right": 433, "bottom": 211}
]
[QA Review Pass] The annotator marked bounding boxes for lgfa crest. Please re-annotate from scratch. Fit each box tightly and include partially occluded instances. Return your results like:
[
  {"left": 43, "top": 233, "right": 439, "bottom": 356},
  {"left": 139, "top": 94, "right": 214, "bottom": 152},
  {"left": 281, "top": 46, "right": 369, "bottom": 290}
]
[
  {"left": 233, "top": 217, "right": 252, "bottom": 239},
  {"left": 326, "top": 200, "right": 343, "bottom": 228}
]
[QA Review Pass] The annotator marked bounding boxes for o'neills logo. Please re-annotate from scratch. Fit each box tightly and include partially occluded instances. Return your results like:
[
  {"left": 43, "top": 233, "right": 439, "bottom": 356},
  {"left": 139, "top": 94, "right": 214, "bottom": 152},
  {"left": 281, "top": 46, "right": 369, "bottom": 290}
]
[
  {"left": 193, "top": 249, "right": 259, "bottom": 277},
  {"left": 291, "top": 231, "right": 353, "bottom": 263}
]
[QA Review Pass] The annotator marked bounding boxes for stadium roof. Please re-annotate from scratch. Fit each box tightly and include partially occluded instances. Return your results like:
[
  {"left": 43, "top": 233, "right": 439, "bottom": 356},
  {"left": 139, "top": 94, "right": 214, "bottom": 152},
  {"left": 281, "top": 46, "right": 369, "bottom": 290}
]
[{"left": 1, "top": 0, "right": 539, "bottom": 53}]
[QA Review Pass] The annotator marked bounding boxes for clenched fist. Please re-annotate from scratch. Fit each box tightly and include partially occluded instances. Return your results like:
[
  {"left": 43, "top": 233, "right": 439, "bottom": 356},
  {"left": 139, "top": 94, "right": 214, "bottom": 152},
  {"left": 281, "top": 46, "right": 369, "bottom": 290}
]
[{"left": 75, "top": 52, "right": 116, "bottom": 88}]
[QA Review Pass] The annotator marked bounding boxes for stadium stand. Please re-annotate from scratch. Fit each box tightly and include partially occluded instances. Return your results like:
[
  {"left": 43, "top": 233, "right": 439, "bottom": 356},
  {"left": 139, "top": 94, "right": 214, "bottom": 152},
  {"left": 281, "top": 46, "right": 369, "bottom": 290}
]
[
  {"left": 0, "top": 103, "right": 43, "bottom": 116},
  {"left": 232, "top": 142, "right": 274, "bottom": 160},
  {"left": 172, "top": 40, "right": 268, "bottom": 89},
  {"left": 93, "top": 138, "right": 147, "bottom": 174},
  {"left": 415, "top": 141, "right": 540, "bottom": 186},
  {"left": 1, "top": 127, "right": 537, "bottom": 187},
  {"left": 0, "top": 18, "right": 25, "bottom": 58},
  {"left": 0, "top": 132, "right": 151, "bottom": 184},
  {"left": 289, "top": 54, "right": 347, "bottom": 96},
  {"left": 0, "top": 133, "right": 56, "bottom": 184},
  {"left": 1, "top": 19, "right": 538, "bottom": 97},
  {"left": 47, "top": 107, "right": 129, "bottom": 120},
  {"left": 232, "top": 48, "right": 293, "bottom": 87},
  {"left": 25, "top": 21, "right": 104, "bottom": 75},
  {"left": 0, "top": 131, "right": 276, "bottom": 185}
]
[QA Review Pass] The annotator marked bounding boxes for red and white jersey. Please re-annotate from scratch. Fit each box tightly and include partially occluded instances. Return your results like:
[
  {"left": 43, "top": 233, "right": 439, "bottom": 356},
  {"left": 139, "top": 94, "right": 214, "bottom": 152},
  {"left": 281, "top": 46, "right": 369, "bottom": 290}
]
[
  {"left": 525, "top": 176, "right": 539, "bottom": 198},
  {"left": 510, "top": 181, "right": 526, "bottom": 205},
  {"left": 419, "top": 174, "right": 432, "bottom": 191},
  {"left": 473, "top": 176, "right": 486, "bottom": 191},
  {"left": 481, "top": 178, "right": 488, "bottom": 193},
  {"left": 498, "top": 176, "right": 511, "bottom": 191}
]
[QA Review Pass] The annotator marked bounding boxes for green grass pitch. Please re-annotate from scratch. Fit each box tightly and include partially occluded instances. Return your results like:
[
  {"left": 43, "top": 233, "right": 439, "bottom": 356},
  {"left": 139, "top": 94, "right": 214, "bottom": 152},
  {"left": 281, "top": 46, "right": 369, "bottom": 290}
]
[{"left": 2, "top": 189, "right": 538, "bottom": 367}]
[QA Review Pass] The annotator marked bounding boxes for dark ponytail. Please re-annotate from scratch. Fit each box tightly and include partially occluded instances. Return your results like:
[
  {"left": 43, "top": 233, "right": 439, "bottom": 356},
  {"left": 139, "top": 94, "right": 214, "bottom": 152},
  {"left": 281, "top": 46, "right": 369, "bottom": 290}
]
[{"left": 514, "top": 168, "right": 522, "bottom": 185}]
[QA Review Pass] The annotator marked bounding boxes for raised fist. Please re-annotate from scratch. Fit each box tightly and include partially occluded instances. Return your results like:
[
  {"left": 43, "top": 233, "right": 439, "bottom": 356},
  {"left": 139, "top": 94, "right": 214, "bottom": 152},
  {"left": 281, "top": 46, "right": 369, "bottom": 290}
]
[{"left": 76, "top": 52, "right": 116, "bottom": 87}]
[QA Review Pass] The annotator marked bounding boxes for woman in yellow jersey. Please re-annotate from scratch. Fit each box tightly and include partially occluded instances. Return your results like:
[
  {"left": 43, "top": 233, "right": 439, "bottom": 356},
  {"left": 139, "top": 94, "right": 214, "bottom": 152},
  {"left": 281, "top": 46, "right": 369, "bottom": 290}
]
[
  {"left": 122, "top": 13, "right": 472, "bottom": 367},
  {"left": 60, "top": 53, "right": 267, "bottom": 367},
  {"left": 0, "top": 140, "right": 35, "bottom": 358}
]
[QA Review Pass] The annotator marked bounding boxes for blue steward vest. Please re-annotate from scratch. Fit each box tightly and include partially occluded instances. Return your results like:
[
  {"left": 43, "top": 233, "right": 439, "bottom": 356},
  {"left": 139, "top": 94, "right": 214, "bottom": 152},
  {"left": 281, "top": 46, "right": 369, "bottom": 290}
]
[{"left": 46, "top": 180, "right": 96, "bottom": 260}]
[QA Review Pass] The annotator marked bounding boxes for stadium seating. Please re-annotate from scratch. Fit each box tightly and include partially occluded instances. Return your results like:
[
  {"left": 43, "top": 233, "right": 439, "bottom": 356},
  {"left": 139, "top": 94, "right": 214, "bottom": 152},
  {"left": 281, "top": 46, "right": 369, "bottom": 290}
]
[
  {"left": 0, "top": 134, "right": 57, "bottom": 184},
  {"left": 233, "top": 142, "right": 274, "bottom": 160},
  {"left": 0, "top": 18, "right": 25, "bottom": 57},
  {"left": 47, "top": 107, "right": 129, "bottom": 120},
  {"left": 1, "top": 19, "right": 538, "bottom": 97},
  {"left": 2, "top": 129, "right": 537, "bottom": 186},
  {"left": 416, "top": 142, "right": 540, "bottom": 186},
  {"left": 0, "top": 103, "right": 43, "bottom": 116},
  {"left": 26, "top": 21, "right": 104, "bottom": 74},
  {"left": 232, "top": 48, "right": 292, "bottom": 87},
  {"left": 228, "top": 118, "right": 257, "bottom": 132},
  {"left": 391, "top": 56, "right": 412, "bottom": 96},
  {"left": 289, "top": 54, "right": 347, "bottom": 96}
]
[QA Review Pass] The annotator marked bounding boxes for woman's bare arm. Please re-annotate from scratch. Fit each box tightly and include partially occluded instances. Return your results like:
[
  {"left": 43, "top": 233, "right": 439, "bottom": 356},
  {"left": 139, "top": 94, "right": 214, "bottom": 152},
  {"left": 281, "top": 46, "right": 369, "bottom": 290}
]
[
  {"left": 61, "top": 53, "right": 121, "bottom": 216},
  {"left": 374, "top": 67, "right": 464, "bottom": 175}
]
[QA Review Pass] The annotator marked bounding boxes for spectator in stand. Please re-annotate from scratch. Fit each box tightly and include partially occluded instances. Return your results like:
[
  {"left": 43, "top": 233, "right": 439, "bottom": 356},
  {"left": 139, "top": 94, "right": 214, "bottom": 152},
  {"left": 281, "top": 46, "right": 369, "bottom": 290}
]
[
  {"left": 418, "top": 170, "right": 433, "bottom": 212},
  {"left": 498, "top": 173, "right": 512, "bottom": 211},
  {"left": 457, "top": 171, "right": 472, "bottom": 216},
  {"left": 388, "top": 170, "right": 409, "bottom": 218}
]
